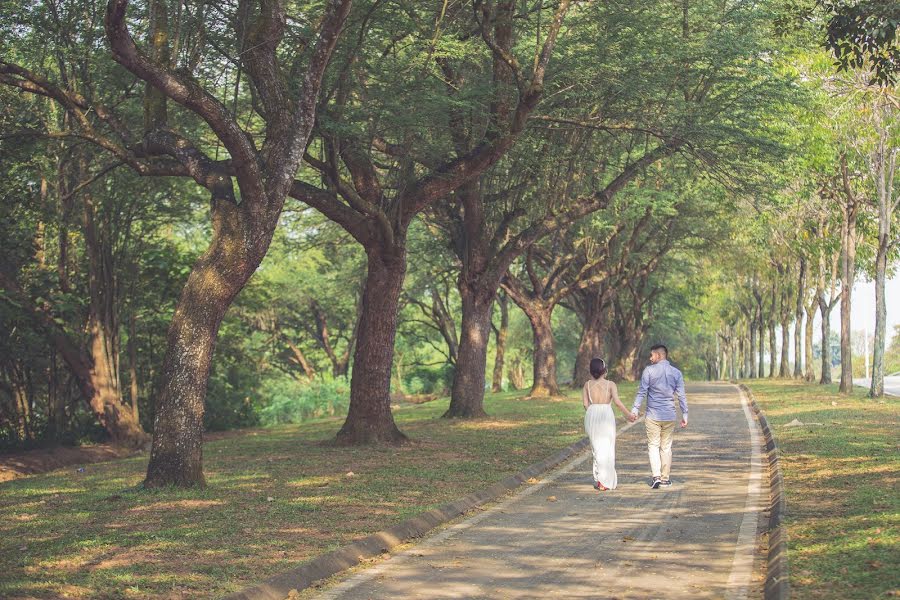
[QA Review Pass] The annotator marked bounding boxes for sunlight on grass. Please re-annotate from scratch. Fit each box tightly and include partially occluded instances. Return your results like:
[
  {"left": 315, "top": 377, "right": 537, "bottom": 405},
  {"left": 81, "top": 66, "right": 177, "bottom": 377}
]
[
  {"left": 745, "top": 380, "right": 899, "bottom": 600},
  {"left": 0, "top": 386, "right": 635, "bottom": 599}
]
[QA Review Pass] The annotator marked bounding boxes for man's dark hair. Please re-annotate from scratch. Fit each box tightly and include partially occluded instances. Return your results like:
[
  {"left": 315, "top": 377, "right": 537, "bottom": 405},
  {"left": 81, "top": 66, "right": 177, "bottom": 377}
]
[
  {"left": 650, "top": 344, "right": 668, "bottom": 357},
  {"left": 589, "top": 358, "right": 607, "bottom": 379}
]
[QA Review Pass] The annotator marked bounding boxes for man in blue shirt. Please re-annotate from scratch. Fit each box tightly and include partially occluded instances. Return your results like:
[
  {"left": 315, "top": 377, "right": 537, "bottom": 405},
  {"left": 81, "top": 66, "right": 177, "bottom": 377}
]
[{"left": 631, "top": 344, "right": 689, "bottom": 489}]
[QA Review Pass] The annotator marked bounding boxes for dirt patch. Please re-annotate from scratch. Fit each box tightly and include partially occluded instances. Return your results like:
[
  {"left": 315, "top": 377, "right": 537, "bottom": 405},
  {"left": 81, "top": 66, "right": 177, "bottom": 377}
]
[
  {"left": 0, "top": 444, "right": 140, "bottom": 483},
  {"left": 0, "top": 430, "right": 259, "bottom": 484}
]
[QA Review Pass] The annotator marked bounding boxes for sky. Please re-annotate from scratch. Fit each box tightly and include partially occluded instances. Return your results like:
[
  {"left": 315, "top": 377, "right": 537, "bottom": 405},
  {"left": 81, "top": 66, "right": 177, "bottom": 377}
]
[
  {"left": 844, "top": 274, "right": 900, "bottom": 335},
  {"left": 802, "top": 272, "right": 899, "bottom": 363}
]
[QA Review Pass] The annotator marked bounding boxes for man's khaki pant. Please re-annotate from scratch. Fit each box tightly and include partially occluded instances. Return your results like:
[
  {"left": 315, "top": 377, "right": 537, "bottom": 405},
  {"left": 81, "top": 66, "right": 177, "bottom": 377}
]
[{"left": 645, "top": 418, "right": 676, "bottom": 479}]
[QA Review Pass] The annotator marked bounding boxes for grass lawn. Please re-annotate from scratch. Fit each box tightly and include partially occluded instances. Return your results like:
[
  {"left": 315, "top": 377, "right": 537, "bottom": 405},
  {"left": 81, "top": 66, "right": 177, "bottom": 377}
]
[
  {"left": 0, "top": 385, "right": 635, "bottom": 599},
  {"left": 744, "top": 380, "right": 899, "bottom": 600}
]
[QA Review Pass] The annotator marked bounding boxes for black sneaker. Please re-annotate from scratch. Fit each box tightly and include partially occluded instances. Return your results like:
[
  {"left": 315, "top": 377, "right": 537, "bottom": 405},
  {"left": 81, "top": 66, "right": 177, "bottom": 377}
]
[
  {"left": 650, "top": 476, "right": 662, "bottom": 489},
  {"left": 659, "top": 478, "right": 672, "bottom": 487}
]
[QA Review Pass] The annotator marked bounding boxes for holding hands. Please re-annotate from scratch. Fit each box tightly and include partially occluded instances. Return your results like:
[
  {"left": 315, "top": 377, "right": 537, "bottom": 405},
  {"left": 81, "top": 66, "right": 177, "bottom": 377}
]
[{"left": 627, "top": 411, "right": 638, "bottom": 423}]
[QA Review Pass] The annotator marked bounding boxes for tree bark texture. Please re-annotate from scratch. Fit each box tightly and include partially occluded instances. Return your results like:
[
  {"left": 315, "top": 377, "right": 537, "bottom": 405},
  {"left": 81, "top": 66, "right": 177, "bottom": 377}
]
[
  {"left": 491, "top": 292, "right": 509, "bottom": 393},
  {"left": 445, "top": 283, "right": 493, "bottom": 417},
  {"left": 336, "top": 247, "right": 408, "bottom": 444},
  {"left": 145, "top": 202, "right": 270, "bottom": 487}
]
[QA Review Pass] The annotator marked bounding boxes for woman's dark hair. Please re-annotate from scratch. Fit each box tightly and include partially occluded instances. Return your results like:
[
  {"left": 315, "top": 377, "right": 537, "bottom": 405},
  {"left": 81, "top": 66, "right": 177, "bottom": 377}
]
[{"left": 589, "top": 358, "right": 607, "bottom": 379}]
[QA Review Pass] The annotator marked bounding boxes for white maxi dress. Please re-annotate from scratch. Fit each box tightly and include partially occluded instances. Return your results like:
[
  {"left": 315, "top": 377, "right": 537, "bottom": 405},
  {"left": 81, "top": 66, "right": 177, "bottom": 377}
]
[{"left": 584, "top": 380, "right": 618, "bottom": 489}]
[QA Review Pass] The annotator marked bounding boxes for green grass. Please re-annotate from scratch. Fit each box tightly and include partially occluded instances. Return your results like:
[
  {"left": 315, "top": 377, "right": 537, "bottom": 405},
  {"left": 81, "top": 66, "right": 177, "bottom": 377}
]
[
  {"left": 744, "top": 380, "right": 899, "bottom": 600},
  {"left": 0, "top": 385, "right": 635, "bottom": 599}
]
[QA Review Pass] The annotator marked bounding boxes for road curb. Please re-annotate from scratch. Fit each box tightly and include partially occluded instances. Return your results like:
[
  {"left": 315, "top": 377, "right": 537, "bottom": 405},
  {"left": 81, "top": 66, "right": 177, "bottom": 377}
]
[
  {"left": 736, "top": 382, "right": 790, "bottom": 600},
  {"left": 222, "top": 436, "right": 591, "bottom": 600}
]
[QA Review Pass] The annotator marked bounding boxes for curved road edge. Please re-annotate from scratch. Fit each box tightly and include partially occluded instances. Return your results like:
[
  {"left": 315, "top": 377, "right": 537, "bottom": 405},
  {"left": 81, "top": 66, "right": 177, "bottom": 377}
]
[{"left": 736, "top": 382, "right": 790, "bottom": 600}]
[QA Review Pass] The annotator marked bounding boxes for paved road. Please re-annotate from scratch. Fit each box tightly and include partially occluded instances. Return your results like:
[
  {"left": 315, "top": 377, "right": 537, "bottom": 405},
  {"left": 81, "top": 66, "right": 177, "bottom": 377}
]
[
  {"left": 853, "top": 376, "right": 900, "bottom": 397},
  {"left": 310, "top": 383, "right": 764, "bottom": 600}
]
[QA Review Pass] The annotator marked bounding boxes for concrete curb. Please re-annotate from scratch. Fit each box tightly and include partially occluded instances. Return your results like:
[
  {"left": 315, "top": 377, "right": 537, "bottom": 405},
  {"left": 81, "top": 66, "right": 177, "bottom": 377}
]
[
  {"left": 222, "top": 436, "right": 592, "bottom": 600},
  {"left": 737, "top": 382, "right": 790, "bottom": 600}
]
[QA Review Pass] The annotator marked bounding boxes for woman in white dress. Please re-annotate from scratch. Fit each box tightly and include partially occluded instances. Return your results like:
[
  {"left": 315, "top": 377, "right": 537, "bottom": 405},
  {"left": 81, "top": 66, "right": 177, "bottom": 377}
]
[{"left": 582, "top": 358, "right": 631, "bottom": 490}]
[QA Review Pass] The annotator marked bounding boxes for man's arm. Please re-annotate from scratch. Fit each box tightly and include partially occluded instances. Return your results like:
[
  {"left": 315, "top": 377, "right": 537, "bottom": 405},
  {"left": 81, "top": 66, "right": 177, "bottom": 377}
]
[
  {"left": 675, "top": 369, "right": 688, "bottom": 426},
  {"left": 632, "top": 368, "right": 650, "bottom": 416}
]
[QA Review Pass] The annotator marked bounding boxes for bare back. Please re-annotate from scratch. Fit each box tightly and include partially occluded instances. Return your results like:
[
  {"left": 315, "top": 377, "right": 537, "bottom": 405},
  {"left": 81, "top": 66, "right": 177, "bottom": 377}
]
[{"left": 583, "top": 378, "right": 618, "bottom": 406}]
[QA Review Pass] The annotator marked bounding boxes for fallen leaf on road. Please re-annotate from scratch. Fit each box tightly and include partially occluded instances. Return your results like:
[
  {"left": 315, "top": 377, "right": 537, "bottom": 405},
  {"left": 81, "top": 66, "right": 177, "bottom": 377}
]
[
  {"left": 547, "top": 495, "right": 557, "bottom": 502},
  {"left": 526, "top": 477, "right": 539, "bottom": 484},
  {"left": 622, "top": 536, "right": 635, "bottom": 542}
]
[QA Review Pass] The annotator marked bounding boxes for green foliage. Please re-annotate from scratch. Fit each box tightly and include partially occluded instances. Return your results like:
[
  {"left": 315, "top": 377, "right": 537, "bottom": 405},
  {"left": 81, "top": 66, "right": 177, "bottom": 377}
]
[{"left": 258, "top": 375, "right": 350, "bottom": 426}]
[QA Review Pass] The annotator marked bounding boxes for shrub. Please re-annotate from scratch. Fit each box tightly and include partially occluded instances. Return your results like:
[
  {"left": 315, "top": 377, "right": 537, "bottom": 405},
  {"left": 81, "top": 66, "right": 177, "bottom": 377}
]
[{"left": 258, "top": 376, "right": 350, "bottom": 426}]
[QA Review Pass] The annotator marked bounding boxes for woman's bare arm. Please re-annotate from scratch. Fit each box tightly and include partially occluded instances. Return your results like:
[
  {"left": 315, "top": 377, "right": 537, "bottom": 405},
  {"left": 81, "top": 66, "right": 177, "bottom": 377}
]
[
  {"left": 611, "top": 382, "right": 629, "bottom": 416},
  {"left": 582, "top": 382, "right": 590, "bottom": 410}
]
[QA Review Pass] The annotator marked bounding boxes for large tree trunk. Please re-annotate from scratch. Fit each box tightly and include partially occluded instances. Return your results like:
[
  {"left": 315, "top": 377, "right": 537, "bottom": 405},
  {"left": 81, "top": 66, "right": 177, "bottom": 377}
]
[
  {"left": 527, "top": 307, "right": 560, "bottom": 397},
  {"left": 444, "top": 282, "right": 493, "bottom": 418},
  {"left": 572, "top": 299, "right": 606, "bottom": 388},
  {"left": 336, "top": 246, "right": 408, "bottom": 444},
  {"left": 82, "top": 172, "right": 147, "bottom": 447},
  {"left": 144, "top": 203, "right": 268, "bottom": 487},
  {"left": 0, "top": 270, "right": 146, "bottom": 446},
  {"left": 573, "top": 326, "right": 604, "bottom": 387},
  {"left": 491, "top": 292, "right": 509, "bottom": 393}
]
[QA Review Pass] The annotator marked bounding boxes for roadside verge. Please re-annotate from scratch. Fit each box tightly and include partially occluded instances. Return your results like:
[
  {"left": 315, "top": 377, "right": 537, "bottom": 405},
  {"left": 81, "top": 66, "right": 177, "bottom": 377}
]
[{"left": 737, "top": 382, "right": 789, "bottom": 600}]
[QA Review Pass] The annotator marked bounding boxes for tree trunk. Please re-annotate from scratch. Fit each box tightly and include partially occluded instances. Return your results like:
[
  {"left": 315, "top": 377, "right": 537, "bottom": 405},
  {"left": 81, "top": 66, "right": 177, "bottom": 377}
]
[
  {"left": 819, "top": 296, "right": 833, "bottom": 384},
  {"left": 768, "top": 320, "right": 776, "bottom": 378},
  {"left": 869, "top": 128, "right": 895, "bottom": 398},
  {"left": 81, "top": 172, "right": 147, "bottom": 447},
  {"left": 742, "top": 333, "right": 748, "bottom": 378},
  {"left": 804, "top": 302, "right": 816, "bottom": 382},
  {"left": 731, "top": 335, "right": 738, "bottom": 380},
  {"left": 572, "top": 301, "right": 606, "bottom": 388},
  {"left": 749, "top": 321, "right": 758, "bottom": 378},
  {"left": 794, "top": 260, "right": 806, "bottom": 378},
  {"left": 50, "top": 353, "right": 67, "bottom": 438},
  {"left": 527, "top": 307, "right": 560, "bottom": 397},
  {"left": 286, "top": 339, "right": 316, "bottom": 380},
  {"left": 144, "top": 203, "right": 267, "bottom": 487},
  {"left": 780, "top": 317, "right": 790, "bottom": 377},
  {"left": 758, "top": 321, "right": 765, "bottom": 378},
  {"left": 128, "top": 313, "right": 140, "bottom": 423},
  {"left": 508, "top": 356, "right": 525, "bottom": 390},
  {"left": 839, "top": 233, "right": 856, "bottom": 394},
  {"left": 870, "top": 237, "right": 888, "bottom": 397},
  {"left": 336, "top": 246, "right": 408, "bottom": 444},
  {"left": 491, "top": 292, "right": 509, "bottom": 393},
  {"left": 444, "top": 282, "right": 493, "bottom": 418},
  {"left": 838, "top": 156, "right": 859, "bottom": 394}
]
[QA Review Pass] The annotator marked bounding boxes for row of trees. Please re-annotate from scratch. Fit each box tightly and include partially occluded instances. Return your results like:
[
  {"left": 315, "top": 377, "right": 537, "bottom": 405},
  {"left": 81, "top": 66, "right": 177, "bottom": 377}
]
[
  {"left": 1, "top": 0, "right": 896, "bottom": 487},
  {"left": 709, "top": 51, "right": 898, "bottom": 393}
]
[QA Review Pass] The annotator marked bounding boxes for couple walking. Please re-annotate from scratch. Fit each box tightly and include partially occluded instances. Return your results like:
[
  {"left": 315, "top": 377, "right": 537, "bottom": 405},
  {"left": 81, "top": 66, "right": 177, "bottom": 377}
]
[{"left": 581, "top": 344, "right": 689, "bottom": 491}]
